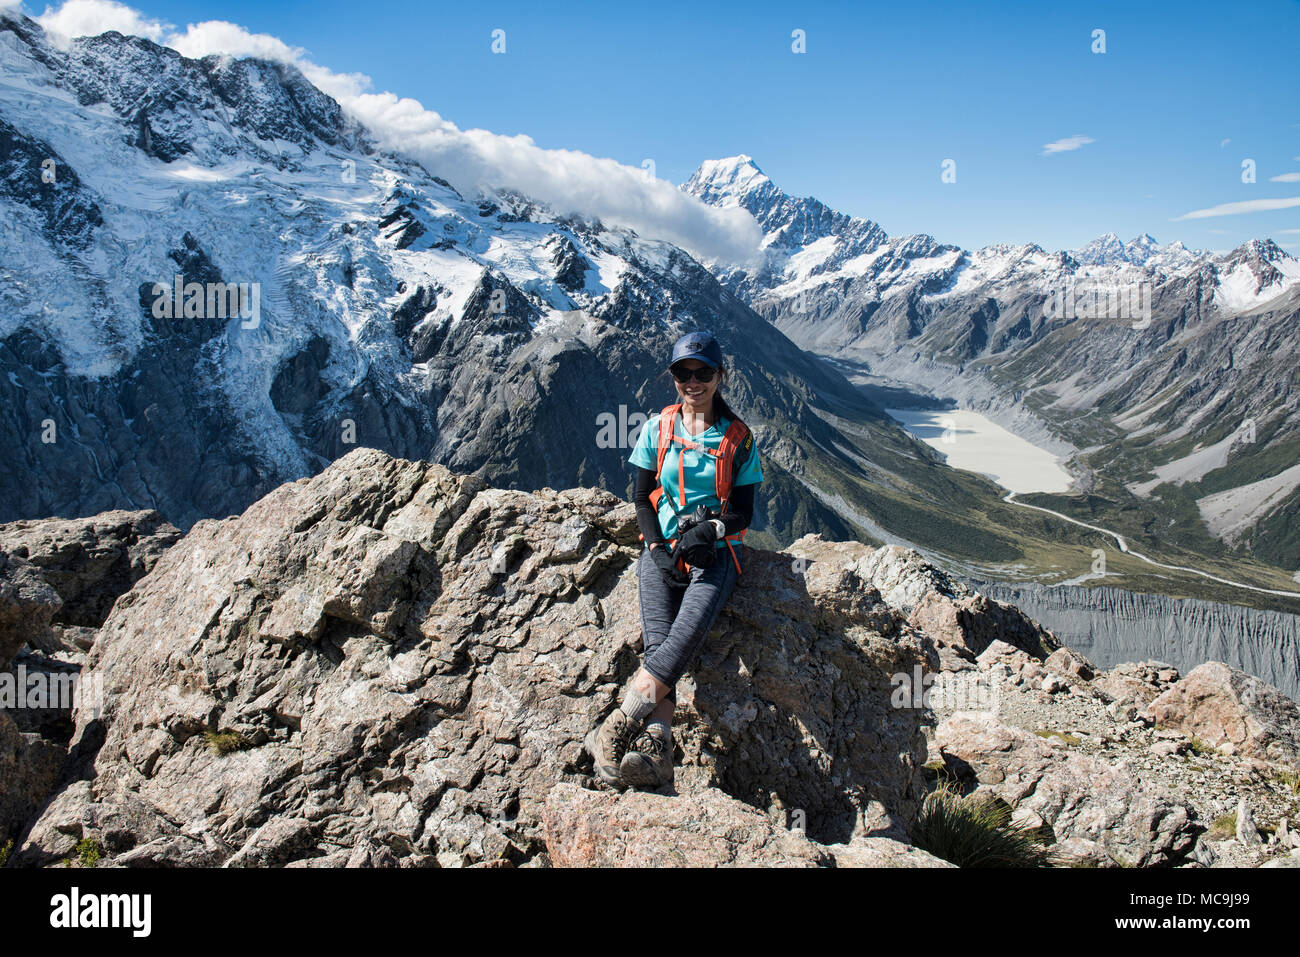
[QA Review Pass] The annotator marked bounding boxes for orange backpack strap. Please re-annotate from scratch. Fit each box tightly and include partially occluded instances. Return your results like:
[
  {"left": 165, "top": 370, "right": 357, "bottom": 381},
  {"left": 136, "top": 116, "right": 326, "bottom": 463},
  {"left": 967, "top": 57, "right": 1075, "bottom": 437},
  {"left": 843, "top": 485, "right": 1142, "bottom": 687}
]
[
  {"left": 714, "top": 419, "right": 751, "bottom": 507},
  {"left": 653, "top": 404, "right": 685, "bottom": 511},
  {"left": 653, "top": 404, "right": 681, "bottom": 480},
  {"left": 714, "top": 419, "right": 752, "bottom": 577}
]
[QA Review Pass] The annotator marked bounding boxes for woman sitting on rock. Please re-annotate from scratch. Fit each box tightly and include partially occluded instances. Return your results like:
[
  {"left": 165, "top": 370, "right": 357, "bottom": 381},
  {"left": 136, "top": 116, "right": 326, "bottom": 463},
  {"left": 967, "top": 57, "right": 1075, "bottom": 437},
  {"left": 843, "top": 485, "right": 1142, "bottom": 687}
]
[{"left": 585, "top": 330, "right": 764, "bottom": 790}]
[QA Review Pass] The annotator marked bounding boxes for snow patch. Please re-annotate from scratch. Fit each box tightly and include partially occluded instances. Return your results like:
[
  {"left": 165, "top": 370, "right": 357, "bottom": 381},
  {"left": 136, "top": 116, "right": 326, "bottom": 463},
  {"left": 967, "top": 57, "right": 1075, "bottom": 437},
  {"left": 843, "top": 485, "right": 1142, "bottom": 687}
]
[{"left": 1197, "top": 462, "right": 1300, "bottom": 542}]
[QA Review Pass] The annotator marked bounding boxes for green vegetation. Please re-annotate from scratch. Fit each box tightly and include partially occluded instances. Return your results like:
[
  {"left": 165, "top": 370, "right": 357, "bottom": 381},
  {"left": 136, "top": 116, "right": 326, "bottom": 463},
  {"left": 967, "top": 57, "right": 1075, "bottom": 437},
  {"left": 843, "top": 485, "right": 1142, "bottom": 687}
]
[
  {"left": 0, "top": 839, "right": 11, "bottom": 867},
  {"left": 204, "top": 728, "right": 252, "bottom": 756},
  {"left": 910, "top": 783, "right": 1053, "bottom": 867},
  {"left": 62, "top": 837, "right": 103, "bottom": 868},
  {"left": 1206, "top": 812, "right": 1237, "bottom": 840},
  {"left": 1270, "top": 766, "right": 1300, "bottom": 796}
]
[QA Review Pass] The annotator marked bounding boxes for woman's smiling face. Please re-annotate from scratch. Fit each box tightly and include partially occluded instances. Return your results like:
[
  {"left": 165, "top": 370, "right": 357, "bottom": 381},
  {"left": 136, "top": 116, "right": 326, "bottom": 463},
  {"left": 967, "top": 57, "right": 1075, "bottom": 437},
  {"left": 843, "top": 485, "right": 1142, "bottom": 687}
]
[{"left": 672, "top": 359, "right": 719, "bottom": 410}]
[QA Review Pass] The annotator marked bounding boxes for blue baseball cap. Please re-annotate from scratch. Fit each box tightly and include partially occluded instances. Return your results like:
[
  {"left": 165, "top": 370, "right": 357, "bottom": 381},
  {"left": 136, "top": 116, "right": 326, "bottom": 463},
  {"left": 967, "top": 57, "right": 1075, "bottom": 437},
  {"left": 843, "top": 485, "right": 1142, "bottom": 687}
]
[{"left": 670, "top": 331, "right": 724, "bottom": 369}]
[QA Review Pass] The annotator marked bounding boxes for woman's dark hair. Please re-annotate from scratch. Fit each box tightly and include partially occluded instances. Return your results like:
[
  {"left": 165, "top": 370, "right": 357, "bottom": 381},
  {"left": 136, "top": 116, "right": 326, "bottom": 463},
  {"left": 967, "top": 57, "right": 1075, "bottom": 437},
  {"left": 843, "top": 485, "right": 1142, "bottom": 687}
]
[{"left": 711, "top": 366, "right": 741, "bottom": 423}]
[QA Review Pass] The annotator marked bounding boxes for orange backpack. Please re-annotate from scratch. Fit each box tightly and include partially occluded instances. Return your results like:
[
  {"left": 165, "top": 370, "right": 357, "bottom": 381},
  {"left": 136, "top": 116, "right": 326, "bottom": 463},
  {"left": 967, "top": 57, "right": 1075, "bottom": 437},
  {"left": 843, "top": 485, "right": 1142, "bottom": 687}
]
[{"left": 637, "top": 403, "right": 754, "bottom": 577}]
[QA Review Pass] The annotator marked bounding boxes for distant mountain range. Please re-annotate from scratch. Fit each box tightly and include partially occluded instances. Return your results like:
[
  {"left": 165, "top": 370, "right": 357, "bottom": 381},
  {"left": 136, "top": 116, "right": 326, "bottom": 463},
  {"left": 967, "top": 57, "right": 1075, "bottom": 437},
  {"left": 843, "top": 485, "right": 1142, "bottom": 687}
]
[
  {"left": 0, "top": 11, "right": 992, "bottom": 567},
  {"left": 1, "top": 10, "right": 1296, "bottom": 613},
  {"left": 684, "top": 154, "right": 1300, "bottom": 581}
]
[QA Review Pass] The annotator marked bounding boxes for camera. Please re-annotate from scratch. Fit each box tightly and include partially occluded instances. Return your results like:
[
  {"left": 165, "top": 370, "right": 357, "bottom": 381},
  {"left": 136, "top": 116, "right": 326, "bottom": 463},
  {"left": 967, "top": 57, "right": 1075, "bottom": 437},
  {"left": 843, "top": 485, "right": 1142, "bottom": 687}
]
[{"left": 676, "top": 504, "right": 718, "bottom": 534}]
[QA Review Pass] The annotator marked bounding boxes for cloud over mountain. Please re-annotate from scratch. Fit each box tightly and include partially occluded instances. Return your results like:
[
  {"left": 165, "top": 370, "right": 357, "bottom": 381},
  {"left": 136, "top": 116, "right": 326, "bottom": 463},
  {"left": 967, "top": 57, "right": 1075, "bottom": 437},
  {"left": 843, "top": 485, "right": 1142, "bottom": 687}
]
[{"left": 30, "top": 0, "right": 763, "bottom": 264}]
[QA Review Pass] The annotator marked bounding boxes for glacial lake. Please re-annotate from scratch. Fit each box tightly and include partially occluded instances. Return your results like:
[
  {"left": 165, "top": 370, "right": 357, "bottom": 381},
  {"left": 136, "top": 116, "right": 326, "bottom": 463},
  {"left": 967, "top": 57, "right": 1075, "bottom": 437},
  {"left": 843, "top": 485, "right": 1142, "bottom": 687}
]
[{"left": 885, "top": 408, "right": 1074, "bottom": 494}]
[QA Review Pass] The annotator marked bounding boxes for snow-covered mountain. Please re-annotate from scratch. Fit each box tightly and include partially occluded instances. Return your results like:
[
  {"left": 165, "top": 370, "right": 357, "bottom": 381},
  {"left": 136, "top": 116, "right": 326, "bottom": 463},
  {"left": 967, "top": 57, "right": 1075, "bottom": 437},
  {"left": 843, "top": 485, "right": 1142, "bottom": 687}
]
[
  {"left": 685, "top": 155, "right": 1300, "bottom": 572},
  {"left": 1072, "top": 232, "right": 1202, "bottom": 272},
  {"left": 2, "top": 10, "right": 1295, "bottom": 605},
  {"left": 0, "top": 11, "right": 1019, "bottom": 572}
]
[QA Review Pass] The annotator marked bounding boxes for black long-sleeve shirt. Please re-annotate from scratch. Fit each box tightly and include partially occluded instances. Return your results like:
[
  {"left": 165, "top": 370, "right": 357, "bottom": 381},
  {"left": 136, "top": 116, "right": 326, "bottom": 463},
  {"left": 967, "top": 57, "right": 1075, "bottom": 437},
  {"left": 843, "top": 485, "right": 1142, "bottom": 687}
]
[{"left": 634, "top": 466, "right": 756, "bottom": 548}]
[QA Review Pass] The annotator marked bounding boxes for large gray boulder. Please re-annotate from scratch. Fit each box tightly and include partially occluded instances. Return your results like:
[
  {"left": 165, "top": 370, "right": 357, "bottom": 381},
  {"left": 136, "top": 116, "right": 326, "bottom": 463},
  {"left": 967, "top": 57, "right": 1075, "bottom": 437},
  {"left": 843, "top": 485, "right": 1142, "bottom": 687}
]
[
  {"left": 17, "top": 448, "right": 937, "bottom": 867},
  {"left": 1145, "top": 661, "right": 1300, "bottom": 763},
  {"left": 542, "top": 783, "right": 952, "bottom": 868},
  {"left": 935, "top": 712, "right": 1197, "bottom": 866}
]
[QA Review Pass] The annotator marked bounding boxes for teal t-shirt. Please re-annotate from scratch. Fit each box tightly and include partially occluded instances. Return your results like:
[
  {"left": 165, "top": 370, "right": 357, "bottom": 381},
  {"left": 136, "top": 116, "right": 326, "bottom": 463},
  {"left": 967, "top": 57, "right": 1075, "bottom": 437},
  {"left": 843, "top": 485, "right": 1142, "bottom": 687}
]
[{"left": 629, "top": 411, "right": 763, "bottom": 547}]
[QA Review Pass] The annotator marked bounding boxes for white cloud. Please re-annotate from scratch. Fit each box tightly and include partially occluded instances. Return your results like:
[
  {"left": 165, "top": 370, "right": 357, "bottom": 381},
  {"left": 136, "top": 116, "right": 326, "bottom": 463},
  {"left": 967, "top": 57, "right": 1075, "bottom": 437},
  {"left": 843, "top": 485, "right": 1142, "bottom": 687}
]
[
  {"left": 1041, "top": 134, "right": 1094, "bottom": 156},
  {"left": 35, "top": 0, "right": 167, "bottom": 47},
  {"left": 1172, "top": 197, "right": 1300, "bottom": 220},
  {"left": 1220, "top": 138, "right": 1231, "bottom": 147},
  {"left": 167, "top": 19, "right": 306, "bottom": 63},
  {"left": 1268, "top": 172, "right": 1300, "bottom": 183},
  {"left": 22, "top": 1, "right": 762, "bottom": 264}
]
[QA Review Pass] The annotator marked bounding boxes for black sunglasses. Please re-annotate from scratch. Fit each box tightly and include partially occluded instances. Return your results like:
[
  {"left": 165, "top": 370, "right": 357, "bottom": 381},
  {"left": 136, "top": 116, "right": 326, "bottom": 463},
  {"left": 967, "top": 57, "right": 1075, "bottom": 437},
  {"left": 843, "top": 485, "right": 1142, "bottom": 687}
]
[{"left": 669, "top": 364, "right": 718, "bottom": 384}]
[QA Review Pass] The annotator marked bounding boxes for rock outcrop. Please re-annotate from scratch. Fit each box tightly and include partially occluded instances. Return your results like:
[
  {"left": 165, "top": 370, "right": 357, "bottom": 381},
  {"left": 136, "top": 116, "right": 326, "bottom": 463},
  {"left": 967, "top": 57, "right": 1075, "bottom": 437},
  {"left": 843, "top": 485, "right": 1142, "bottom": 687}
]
[
  {"left": 791, "top": 539, "right": 1059, "bottom": 670},
  {"left": 13, "top": 449, "right": 938, "bottom": 867},
  {"left": 0, "top": 552, "right": 60, "bottom": 667},
  {"left": 1145, "top": 662, "right": 1300, "bottom": 763},
  {"left": 6, "top": 450, "right": 1299, "bottom": 868},
  {"left": 1, "top": 510, "right": 181, "bottom": 846},
  {"left": 542, "top": 784, "right": 952, "bottom": 868},
  {"left": 0, "top": 510, "right": 180, "bottom": 634},
  {"left": 934, "top": 713, "right": 1195, "bottom": 867}
]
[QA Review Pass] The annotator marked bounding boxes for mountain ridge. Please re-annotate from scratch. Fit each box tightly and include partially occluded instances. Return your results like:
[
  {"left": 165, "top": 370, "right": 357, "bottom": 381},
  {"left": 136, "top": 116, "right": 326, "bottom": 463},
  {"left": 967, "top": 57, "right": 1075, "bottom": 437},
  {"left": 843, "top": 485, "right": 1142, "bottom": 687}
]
[
  {"left": 3, "top": 449, "right": 1299, "bottom": 867},
  {"left": 684, "top": 153, "right": 1300, "bottom": 588}
]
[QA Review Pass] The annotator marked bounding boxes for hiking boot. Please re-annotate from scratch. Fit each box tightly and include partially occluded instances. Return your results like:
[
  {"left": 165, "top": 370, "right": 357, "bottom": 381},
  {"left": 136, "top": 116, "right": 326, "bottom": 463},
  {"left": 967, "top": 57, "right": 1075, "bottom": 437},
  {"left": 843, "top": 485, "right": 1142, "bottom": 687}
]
[
  {"left": 619, "top": 724, "right": 674, "bottom": 791},
  {"left": 584, "top": 709, "right": 639, "bottom": 787}
]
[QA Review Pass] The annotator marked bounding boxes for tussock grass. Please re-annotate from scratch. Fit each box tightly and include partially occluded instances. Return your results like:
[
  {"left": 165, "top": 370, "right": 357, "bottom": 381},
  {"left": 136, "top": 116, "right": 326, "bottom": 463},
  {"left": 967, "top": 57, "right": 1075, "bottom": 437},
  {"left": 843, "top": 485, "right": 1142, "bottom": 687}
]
[
  {"left": 1206, "top": 812, "right": 1237, "bottom": 840},
  {"left": 911, "top": 783, "right": 1054, "bottom": 867},
  {"left": 62, "top": 837, "right": 103, "bottom": 868},
  {"left": 204, "top": 728, "right": 252, "bottom": 757}
]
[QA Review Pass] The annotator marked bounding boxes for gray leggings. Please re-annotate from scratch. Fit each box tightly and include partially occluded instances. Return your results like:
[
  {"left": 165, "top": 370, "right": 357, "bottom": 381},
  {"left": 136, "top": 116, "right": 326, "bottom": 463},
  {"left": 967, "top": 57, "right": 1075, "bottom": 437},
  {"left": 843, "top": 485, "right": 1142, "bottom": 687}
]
[{"left": 637, "top": 543, "right": 739, "bottom": 702}]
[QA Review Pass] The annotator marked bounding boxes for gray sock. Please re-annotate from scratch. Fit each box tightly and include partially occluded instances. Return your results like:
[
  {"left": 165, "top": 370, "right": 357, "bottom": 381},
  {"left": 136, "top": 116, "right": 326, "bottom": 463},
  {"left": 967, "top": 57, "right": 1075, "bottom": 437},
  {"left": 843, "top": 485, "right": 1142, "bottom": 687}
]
[
  {"left": 645, "top": 718, "right": 672, "bottom": 745},
  {"left": 619, "top": 686, "right": 657, "bottom": 722}
]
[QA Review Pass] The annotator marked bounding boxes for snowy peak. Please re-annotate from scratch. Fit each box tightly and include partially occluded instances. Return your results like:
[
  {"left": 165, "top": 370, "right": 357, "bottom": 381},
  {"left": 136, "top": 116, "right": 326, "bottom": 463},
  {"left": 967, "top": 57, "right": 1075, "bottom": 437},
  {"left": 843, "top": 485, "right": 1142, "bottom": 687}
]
[
  {"left": 682, "top": 154, "right": 771, "bottom": 207},
  {"left": 1222, "top": 238, "right": 1292, "bottom": 268},
  {"left": 1071, "top": 232, "right": 1203, "bottom": 271},
  {"left": 684, "top": 155, "right": 888, "bottom": 279},
  {"left": 1214, "top": 239, "right": 1300, "bottom": 311},
  {"left": 1, "top": 12, "right": 368, "bottom": 167}
]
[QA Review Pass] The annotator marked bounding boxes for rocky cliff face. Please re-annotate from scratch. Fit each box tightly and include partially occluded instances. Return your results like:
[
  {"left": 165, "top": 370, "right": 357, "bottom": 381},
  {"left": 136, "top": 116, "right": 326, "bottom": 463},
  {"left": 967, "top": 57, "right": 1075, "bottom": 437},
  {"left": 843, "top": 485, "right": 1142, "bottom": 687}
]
[
  {"left": 0, "top": 509, "right": 178, "bottom": 850},
  {"left": 976, "top": 582, "right": 1300, "bottom": 701},
  {"left": 3, "top": 449, "right": 1298, "bottom": 867}
]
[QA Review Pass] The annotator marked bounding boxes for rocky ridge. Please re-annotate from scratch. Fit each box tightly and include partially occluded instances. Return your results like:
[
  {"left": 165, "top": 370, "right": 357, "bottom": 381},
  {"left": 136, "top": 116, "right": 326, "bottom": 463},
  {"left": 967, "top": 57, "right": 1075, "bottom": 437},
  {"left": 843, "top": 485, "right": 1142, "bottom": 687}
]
[{"left": 1, "top": 449, "right": 1297, "bottom": 867}]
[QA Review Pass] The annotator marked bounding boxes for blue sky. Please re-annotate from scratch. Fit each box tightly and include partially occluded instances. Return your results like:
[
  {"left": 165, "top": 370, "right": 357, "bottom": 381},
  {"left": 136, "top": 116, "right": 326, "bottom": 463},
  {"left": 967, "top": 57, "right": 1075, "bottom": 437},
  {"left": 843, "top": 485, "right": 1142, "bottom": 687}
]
[{"left": 53, "top": 0, "right": 1300, "bottom": 253}]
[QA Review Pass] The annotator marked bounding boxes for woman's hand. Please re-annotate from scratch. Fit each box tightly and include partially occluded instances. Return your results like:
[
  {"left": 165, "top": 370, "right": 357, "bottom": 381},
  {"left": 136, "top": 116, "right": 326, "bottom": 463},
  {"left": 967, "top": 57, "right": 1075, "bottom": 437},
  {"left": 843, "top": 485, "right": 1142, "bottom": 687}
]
[
  {"left": 650, "top": 542, "right": 690, "bottom": 588},
  {"left": 674, "top": 521, "right": 718, "bottom": 568}
]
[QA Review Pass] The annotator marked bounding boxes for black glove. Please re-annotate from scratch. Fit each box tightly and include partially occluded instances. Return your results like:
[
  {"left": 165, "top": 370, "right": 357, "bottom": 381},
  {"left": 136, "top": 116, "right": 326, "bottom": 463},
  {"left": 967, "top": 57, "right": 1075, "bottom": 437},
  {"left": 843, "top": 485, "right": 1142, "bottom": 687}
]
[
  {"left": 650, "top": 542, "right": 690, "bottom": 588},
  {"left": 674, "top": 520, "right": 719, "bottom": 568}
]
